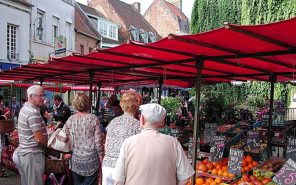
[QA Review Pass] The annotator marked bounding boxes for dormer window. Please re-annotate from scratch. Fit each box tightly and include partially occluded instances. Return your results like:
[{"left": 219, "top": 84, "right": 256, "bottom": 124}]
[
  {"left": 99, "top": 21, "right": 108, "bottom": 37},
  {"left": 148, "top": 32, "right": 157, "bottom": 43},
  {"left": 129, "top": 26, "right": 140, "bottom": 42},
  {"left": 98, "top": 20, "right": 118, "bottom": 40},
  {"left": 140, "top": 29, "right": 149, "bottom": 43}
]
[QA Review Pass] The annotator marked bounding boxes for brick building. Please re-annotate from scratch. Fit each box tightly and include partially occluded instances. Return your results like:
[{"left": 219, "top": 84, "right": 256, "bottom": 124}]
[
  {"left": 144, "top": 0, "right": 190, "bottom": 38},
  {"left": 75, "top": 3, "right": 101, "bottom": 54},
  {"left": 77, "top": 2, "right": 123, "bottom": 48},
  {"left": 89, "top": 0, "right": 159, "bottom": 43}
]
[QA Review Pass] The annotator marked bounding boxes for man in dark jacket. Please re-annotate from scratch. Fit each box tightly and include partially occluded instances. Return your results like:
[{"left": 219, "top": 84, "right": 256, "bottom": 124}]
[{"left": 52, "top": 95, "right": 71, "bottom": 128}]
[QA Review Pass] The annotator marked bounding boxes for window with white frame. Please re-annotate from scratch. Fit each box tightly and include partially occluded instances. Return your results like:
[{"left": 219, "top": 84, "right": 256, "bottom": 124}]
[
  {"left": 7, "top": 24, "right": 18, "bottom": 60},
  {"left": 35, "top": 9, "right": 45, "bottom": 41},
  {"left": 65, "top": 22, "right": 71, "bottom": 50},
  {"left": 98, "top": 20, "right": 118, "bottom": 40},
  {"left": 99, "top": 21, "right": 108, "bottom": 37},
  {"left": 52, "top": 16, "right": 59, "bottom": 44},
  {"left": 109, "top": 25, "right": 117, "bottom": 39}
]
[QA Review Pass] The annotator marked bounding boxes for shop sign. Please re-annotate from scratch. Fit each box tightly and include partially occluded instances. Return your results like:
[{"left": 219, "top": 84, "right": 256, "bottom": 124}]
[
  {"left": 228, "top": 148, "right": 244, "bottom": 175},
  {"left": 247, "top": 130, "right": 260, "bottom": 149},
  {"left": 287, "top": 136, "right": 296, "bottom": 161},
  {"left": 54, "top": 35, "right": 67, "bottom": 56},
  {"left": 204, "top": 123, "right": 217, "bottom": 144},
  {"left": 273, "top": 158, "right": 296, "bottom": 185},
  {"left": 209, "top": 136, "right": 225, "bottom": 162}
]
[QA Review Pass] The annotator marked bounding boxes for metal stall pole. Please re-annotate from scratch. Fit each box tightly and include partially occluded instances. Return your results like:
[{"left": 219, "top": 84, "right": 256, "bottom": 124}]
[
  {"left": 96, "top": 82, "right": 102, "bottom": 116},
  {"left": 158, "top": 77, "right": 163, "bottom": 105},
  {"left": 10, "top": 83, "right": 14, "bottom": 121},
  {"left": 267, "top": 74, "right": 276, "bottom": 158},
  {"left": 40, "top": 78, "right": 44, "bottom": 86},
  {"left": 89, "top": 71, "right": 95, "bottom": 113},
  {"left": 191, "top": 59, "right": 204, "bottom": 185},
  {"left": 68, "top": 90, "right": 71, "bottom": 105}
]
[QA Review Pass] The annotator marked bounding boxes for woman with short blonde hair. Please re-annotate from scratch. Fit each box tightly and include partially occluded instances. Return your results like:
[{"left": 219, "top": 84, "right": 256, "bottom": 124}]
[
  {"left": 102, "top": 90, "right": 142, "bottom": 185},
  {"left": 120, "top": 91, "right": 142, "bottom": 114}
]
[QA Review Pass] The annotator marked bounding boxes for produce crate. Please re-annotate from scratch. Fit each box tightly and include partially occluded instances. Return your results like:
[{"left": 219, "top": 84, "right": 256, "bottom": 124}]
[
  {"left": 253, "top": 121, "right": 264, "bottom": 129},
  {"left": 196, "top": 171, "right": 234, "bottom": 183},
  {"left": 244, "top": 146, "right": 268, "bottom": 162},
  {"left": 257, "top": 157, "right": 285, "bottom": 173},
  {"left": 225, "top": 133, "right": 241, "bottom": 148}
]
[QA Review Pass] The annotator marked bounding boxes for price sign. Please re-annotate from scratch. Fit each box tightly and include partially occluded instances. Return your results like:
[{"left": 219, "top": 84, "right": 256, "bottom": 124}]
[
  {"left": 273, "top": 159, "right": 296, "bottom": 185},
  {"left": 209, "top": 136, "right": 225, "bottom": 162},
  {"left": 204, "top": 123, "right": 217, "bottom": 144},
  {"left": 171, "top": 129, "right": 179, "bottom": 138},
  {"left": 247, "top": 131, "right": 260, "bottom": 149},
  {"left": 187, "top": 137, "right": 201, "bottom": 159},
  {"left": 187, "top": 137, "right": 193, "bottom": 159},
  {"left": 262, "top": 114, "right": 269, "bottom": 123},
  {"left": 228, "top": 148, "right": 244, "bottom": 176},
  {"left": 287, "top": 137, "right": 296, "bottom": 161},
  {"left": 159, "top": 127, "right": 171, "bottom": 135}
]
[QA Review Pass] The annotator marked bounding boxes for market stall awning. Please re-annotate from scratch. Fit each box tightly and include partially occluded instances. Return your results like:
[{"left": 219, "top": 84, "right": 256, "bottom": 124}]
[
  {"left": 0, "top": 82, "right": 117, "bottom": 92},
  {"left": 1, "top": 17, "right": 296, "bottom": 87}
]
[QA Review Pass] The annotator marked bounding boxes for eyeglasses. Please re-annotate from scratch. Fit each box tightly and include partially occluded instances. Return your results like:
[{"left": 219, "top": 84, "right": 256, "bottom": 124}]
[{"left": 33, "top": 94, "right": 46, "bottom": 98}]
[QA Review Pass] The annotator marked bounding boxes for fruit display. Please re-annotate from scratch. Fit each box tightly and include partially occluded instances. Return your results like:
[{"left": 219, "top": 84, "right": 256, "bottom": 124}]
[
  {"left": 232, "top": 141, "right": 245, "bottom": 149},
  {"left": 187, "top": 176, "right": 226, "bottom": 185},
  {"left": 244, "top": 143, "right": 267, "bottom": 153},
  {"left": 196, "top": 159, "right": 235, "bottom": 180},
  {"left": 240, "top": 155, "right": 258, "bottom": 174},
  {"left": 232, "top": 174, "right": 273, "bottom": 185},
  {"left": 231, "top": 128, "right": 244, "bottom": 134},
  {"left": 217, "top": 124, "right": 236, "bottom": 133},
  {"left": 258, "top": 158, "right": 284, "bottom": 173}
]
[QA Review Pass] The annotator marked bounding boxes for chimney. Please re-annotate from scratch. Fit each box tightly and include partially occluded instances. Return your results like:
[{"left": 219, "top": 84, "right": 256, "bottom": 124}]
[{"left": 132, "top": 2, "right": 141, "bottom": 13}]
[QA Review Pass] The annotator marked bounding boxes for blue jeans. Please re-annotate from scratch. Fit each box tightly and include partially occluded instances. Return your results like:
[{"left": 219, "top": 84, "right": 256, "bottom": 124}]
[{"left": 72, "top": 170, "right": 98, "bottom": 185}]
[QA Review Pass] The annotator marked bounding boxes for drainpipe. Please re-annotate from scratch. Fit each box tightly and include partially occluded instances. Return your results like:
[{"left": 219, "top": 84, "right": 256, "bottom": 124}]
[{"left": 29, "top": 2, "right": 33, "bottom": 64}]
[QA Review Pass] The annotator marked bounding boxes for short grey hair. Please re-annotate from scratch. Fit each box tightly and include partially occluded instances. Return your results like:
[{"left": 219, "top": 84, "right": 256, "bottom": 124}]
[{"left": 27, "top": 85, "right": 43, "bottom": 98}]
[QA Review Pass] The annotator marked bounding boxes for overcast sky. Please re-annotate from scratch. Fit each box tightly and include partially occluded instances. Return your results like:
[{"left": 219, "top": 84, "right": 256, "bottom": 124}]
[{"left": 75, "top": 0, "right": 195, "bottom": 20}]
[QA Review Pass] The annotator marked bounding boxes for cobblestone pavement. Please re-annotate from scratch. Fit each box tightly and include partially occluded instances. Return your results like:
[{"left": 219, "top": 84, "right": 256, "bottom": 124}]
[{"left": 0, "top": 169, "right": 21, "bottom": 185}]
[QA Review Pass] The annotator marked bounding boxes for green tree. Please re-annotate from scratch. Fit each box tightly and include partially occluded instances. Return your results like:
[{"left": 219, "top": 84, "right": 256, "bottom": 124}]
[
  {"left": 191, "top": 0, "right": 296, "bottom": 33},
  {"left": 190, "top": 0, "right": 296, "bottom": 107}
]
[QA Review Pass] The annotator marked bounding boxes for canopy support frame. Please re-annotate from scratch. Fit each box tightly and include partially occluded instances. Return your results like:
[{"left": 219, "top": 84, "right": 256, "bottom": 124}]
[
  {"left": 96, "top": 82, "right": 102, "bottom": 116},
  {"left": 158, "top": 77, "right": 163, "bottom": 104},
  {"left": 267, "top": 74, "right": 276, "bottom": 158},
  {"left": 191, "top": 58, "right": 204, "bottom": 185},
  {"left": 89, "top": 71, "right": 95, "bottom": 113}
]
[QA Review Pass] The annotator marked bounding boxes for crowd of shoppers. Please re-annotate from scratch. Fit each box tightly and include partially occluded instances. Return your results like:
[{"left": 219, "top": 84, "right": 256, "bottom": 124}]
[{"left": 0, "top": 85, "right": 194, "bottom": 185}]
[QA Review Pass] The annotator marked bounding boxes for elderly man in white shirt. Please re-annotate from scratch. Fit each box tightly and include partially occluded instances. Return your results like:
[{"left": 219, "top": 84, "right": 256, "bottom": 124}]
[{"left": 113, "top": 103, "right": 194, "bottom": 185}]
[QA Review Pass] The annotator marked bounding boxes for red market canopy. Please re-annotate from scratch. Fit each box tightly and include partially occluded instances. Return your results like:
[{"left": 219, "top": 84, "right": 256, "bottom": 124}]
[
  {"left": 1, "top": 17, "right": 296, "bottom": 87},
  {"left": 0, "top": 82, "right": 116, "bottom": 93}
]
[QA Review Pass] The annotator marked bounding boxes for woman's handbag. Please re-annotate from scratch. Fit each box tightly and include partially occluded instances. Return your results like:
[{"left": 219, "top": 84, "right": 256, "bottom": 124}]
[
  {"left": 0, "top": 120, "right": 15, "bottom": 134},
  {"left": 48, "top": 128, "right": 71, "bottom": 153},
  {"left": 45, "top": 157, "right": 69, "bottom": 174}
]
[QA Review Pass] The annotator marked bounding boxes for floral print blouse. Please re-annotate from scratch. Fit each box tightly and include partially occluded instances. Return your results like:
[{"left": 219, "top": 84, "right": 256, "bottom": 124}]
[
  {"left": 102, "top": 113, "right": 140, "bottom": 168},
  {"left": 63, "top": 113, "right": 104, "bottom": 176}
]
